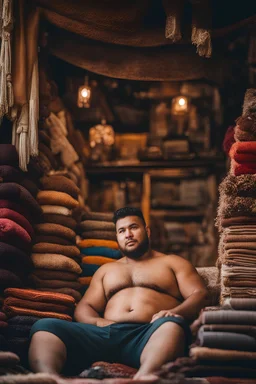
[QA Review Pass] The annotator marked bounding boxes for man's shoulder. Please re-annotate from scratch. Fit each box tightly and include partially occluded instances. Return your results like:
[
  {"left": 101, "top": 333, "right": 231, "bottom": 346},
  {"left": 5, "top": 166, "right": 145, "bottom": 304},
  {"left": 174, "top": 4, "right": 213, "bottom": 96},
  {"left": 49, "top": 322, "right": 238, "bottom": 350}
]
[{"left": 153, "top": 251, "right": 193, "bottom": 267}]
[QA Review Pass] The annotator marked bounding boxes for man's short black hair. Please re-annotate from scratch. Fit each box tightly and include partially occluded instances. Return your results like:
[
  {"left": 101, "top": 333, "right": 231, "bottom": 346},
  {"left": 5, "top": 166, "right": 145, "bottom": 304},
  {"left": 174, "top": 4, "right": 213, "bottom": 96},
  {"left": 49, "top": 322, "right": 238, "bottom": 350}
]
[{"left": 113, "top": 207, "right": 146, "bottom": 226}]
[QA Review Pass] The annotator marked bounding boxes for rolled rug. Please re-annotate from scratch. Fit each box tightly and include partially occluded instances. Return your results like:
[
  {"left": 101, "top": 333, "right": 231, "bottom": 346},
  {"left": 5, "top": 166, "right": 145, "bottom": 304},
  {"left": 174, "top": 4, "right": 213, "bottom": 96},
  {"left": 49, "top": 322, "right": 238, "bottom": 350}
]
[
  {"left": 222, "top": 298, "right": 256, "bottom": 311},
  {"left": 38, "top": 130, "right": 51, "bottom": 147},
  {"left": 79, "top": 220, "right": 115, "bottom": 232},
  {"left": 81, "top": 210, "right": 113, "bottom": 222},
  {"left": 2, "top": 304, "right": 73, "bottom": 321},
  {"left": 38, "top": 287, "right": 82, "bottom": 302},
  {"left": 41, "top": 205, "right": 72, "bottom": 216},
  {"left": 4, "top": 297, "right": 73, "bottom": 315},
  {"left": 0, "top": 311, "right": 7, "bottom": 321},
  {"left": 34, "top": 235, "right": 74, "bottom": 246},
  {"left": 80, "top": 246, "right": 121, "bottom": 259},
  {"left": 32, "top": 243, "right": 80, "bottom": 259},
  {"left": 78, "top": 239, "right": 119, "bottom": 250},
  {"left": 32, "top": 269, "right": 79, "bottom": 282},
  {"left": 199, "top": 324, "right": 256, "bottom": 337},
  {"left": 0, "top": 166, "right": 21, "bottom": 183},
  {"left": 34, "top": 223, "right": 76, "bottom": 242},
  {"left": 197, "top": 330, "right": 256, "bottom": 351},
  {"left": 81, "top": 231, "right": 117, "bottom": 241},
  {"left": 41, "top": 214, "right": 77, "bottom": 230},
  {"left": 0, "top": 218, "right": 32, "bottom": 252},
  {"left": 0, "top": 208, "right": 34, "bottom": 238},
  {"left": 202, "top": 310, "right": 256, "bottom": 325},
  {"left": 190, "top": 346, "right": 256, "bottom": 363},
  {"left": 40, "top": 175, "right": 80, "bottom": 200},
  {"left": 2, "top": 324, "right": 33, "bottom": 338},
  {"left": 37, "top": 191, "right": 79, "bottom": 209},
  {"left": 0, "top": 183, "right": 42, "bottom": 218},
  {"left": 234, "top": 127, "right": 256, "bottom": 142},
  {"left": 229, "top": 141, "right": 256, "bottom": 156},
  {"left": 82, "top": 256, "right": 116, "bottom": 265},
  {"left": 0, "top": 144, "right": 19, "bottom": 167},
  {"left": 31, "top": 254, "right": 82, "bottom": 274},
  {"left": 78, "top": 276, "right": 92, "bottom": 286},
  {"left": 30, "top": 274, "right": 82, "bottom": 290},
  {"left": 4, "top": 288, "right": 75, "bottom": 307}
]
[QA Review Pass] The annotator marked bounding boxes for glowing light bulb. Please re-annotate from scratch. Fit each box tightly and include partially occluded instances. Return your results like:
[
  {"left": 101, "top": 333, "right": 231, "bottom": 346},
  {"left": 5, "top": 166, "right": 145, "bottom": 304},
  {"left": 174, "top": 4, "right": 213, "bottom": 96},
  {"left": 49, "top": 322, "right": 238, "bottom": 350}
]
[
  {"left": 178, "top": 98, "right": 186, "bottom": 106},
  {"left": 81, "top": 88, "right": 89, "bottom": 98}
]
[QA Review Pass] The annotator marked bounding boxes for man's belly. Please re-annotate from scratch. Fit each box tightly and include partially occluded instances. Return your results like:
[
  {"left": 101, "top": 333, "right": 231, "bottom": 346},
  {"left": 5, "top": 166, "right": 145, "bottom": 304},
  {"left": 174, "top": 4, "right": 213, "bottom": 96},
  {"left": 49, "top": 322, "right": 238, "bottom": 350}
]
[{"left": 104, "top": 287, "right": 181, "bottom": 323}]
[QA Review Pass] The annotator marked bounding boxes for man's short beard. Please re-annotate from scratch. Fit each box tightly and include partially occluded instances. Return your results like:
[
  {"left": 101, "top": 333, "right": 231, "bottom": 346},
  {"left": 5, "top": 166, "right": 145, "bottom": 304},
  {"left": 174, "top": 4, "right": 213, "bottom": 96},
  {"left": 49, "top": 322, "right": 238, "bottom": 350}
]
[{"left": 119, "top": 235, "right": 150, "bottom": 259}]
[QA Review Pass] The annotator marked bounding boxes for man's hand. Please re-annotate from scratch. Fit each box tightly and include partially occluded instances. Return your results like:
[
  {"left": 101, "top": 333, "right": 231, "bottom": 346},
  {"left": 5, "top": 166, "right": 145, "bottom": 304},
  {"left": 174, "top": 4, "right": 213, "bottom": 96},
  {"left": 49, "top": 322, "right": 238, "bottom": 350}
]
[
  {"left": 96, "top": 318, "right": 115, "bottom": 327},
  {"left": 150, "top": 310, "right": 183, "bottom": 323}
]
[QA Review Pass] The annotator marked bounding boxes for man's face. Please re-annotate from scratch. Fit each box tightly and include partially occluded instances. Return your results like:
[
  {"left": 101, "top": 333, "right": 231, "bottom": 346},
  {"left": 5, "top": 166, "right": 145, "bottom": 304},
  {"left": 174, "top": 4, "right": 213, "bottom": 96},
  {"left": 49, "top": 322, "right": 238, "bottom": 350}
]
[{"left": 116, "top": 215, "right": 150, "bottom": 259}]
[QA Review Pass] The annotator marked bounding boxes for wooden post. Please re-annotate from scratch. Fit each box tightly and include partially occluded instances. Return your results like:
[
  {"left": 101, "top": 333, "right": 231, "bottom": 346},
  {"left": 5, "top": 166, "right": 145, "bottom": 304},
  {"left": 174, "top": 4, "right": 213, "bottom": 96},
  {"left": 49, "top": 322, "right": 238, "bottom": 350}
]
[{"left": 141, "top": 172, "right": 151, "bottom": 225}]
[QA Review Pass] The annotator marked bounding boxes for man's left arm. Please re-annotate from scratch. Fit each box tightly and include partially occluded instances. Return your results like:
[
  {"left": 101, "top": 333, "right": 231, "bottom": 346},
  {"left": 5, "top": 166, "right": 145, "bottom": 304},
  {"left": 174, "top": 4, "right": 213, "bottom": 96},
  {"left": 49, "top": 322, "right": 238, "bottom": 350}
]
[{"left": 152, "top": 256, "right": 210, "bottom": 323}]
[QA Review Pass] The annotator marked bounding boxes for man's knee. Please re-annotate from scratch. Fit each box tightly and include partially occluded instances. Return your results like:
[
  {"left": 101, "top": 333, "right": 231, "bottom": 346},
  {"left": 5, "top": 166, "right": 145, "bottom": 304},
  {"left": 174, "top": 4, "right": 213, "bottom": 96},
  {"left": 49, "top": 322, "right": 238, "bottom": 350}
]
[{"left": 158, "top": 321, "right": 186, "bottom": 337}]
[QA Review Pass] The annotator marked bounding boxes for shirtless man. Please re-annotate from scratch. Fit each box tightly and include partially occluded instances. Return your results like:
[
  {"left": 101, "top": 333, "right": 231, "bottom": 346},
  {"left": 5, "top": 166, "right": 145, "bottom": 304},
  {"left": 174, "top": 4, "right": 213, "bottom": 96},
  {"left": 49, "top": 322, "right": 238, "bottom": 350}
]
[{"left": 29, "top": 207, "right": 209, "bottom": 378}]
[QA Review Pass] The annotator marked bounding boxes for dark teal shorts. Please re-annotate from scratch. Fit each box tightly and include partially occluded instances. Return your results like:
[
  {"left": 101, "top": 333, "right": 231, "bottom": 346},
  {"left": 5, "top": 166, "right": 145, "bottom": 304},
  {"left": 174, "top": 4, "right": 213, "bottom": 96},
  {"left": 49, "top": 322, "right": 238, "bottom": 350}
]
[{"left": 30, "top": 316, "right": 191, "bottom": 375}]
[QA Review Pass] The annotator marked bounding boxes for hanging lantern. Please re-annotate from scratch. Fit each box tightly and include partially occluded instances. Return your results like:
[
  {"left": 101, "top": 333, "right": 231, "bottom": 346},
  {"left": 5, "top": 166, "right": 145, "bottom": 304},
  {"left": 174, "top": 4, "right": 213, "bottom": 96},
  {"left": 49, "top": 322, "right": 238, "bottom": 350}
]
[
  {"left": 77, "top": 75, "right": 91, "bottom": 108},
  {"left": 171, "top": 95, "right": 189, "bottom": 115}
]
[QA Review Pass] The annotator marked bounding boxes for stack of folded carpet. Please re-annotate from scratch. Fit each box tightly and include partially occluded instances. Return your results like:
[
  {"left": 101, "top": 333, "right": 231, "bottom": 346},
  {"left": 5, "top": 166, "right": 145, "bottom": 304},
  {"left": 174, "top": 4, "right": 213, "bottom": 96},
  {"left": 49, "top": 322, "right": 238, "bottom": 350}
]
[
  {"left": 0, "top": 144, "right": 42, "bottom": 295},
  {"left": 77, "top": 211, "right": 121, "bottom": 293},
  {"left": 216, "top": 89, "right": 256, "bottom": 303},
  {"left": 30, "top": 175, "right": 82, "bottom": 302},
  {"left": 2, "top": 288, "right": 75, "bottom": 365},
  {"left": 183, "top": 301, "right": 256, "bottom": 378}
]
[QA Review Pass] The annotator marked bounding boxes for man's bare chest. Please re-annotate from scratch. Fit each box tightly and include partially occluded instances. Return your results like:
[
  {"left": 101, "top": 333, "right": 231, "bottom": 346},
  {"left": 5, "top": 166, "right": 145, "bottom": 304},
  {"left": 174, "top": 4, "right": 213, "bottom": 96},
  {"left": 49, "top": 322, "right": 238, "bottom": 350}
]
[{"left": 103, "top": 262, "right": 181, "bottom": 300}]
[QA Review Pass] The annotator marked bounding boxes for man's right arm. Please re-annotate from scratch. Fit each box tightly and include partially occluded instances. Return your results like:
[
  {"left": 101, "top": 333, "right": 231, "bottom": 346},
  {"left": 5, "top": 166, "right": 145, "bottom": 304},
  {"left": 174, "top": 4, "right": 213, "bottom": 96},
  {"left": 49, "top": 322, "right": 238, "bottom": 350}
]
[{"left": 74, "top": 265, "right": 114, "bottom": 327}]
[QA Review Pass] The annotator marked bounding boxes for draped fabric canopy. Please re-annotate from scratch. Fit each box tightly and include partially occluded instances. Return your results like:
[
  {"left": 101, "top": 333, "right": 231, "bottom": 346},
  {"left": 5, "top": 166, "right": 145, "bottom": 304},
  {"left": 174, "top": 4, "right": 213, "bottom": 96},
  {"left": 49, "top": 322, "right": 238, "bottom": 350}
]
[{"left": 33, "top": 0, "right": 256, "bottom": 82}]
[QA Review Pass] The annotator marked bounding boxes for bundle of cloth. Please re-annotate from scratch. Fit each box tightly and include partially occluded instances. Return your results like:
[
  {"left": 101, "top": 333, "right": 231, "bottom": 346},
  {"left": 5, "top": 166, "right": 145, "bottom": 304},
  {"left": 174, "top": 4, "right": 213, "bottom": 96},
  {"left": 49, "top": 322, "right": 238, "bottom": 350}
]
[
  {"left": 30, "top": 175, "right": 83, "bottom": 303},
  {"left": 0, "top": 144, "right": 42, "bottom": 295},
  {"left": 1, "top": 288, "right": 75, "bottom": 365},
  {"left": 77, "top": 211, "right": 121, "bottom": 293},
  {"left": 216, "top": 173, "right": 256, "bottom": 302},
  {"left": 0, "top": 351, "right": 28, "bottom": 376},
  {"left": 178, "top": 302, "right": 256, "bottom": 378}
]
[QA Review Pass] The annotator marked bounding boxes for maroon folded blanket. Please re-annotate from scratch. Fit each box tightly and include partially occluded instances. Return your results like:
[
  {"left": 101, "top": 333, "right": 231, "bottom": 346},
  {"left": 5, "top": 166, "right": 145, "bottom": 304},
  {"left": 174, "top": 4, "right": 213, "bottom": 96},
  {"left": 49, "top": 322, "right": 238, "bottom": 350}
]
[
  {"left": 0, "top": 165, "right": 21, "bottom": 183},
  {"left": 231, "top": 161, "right": 256, "bottom": 176},
  {"left": 0, "top": 200, "right": 31, "bottom": 222},
  {"left": 0, "top": 218, "right": 31, "bottom": 251},
  {"left": 0, "top": 311, "right": 7, "bottom": 321},
  {"left": 0, "top": 145, "right": 19, "bottom": 167},
  {"left": 0, "top": 208, "right": 34, "bottom": 238},
  {"left": 42, "top": 214, "right": 77, "bottom": 230},
  {"left": 0, "top": 183, "right": 42, "bottom": 217},
  {"left": 4, "top": 296, "right": 73, "bottom": 315}
]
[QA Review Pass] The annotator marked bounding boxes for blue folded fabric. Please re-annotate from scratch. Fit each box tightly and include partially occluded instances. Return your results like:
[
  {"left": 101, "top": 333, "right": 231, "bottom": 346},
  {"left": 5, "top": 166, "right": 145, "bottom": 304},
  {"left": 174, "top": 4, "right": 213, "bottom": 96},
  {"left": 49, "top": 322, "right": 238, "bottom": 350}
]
[
  {"left": 80, "top": 246, "right": 121, "bottom": 259},
  {"left": 81, "top": 263, "right": 100, "bottom": 277}
]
